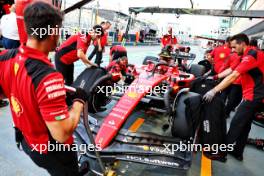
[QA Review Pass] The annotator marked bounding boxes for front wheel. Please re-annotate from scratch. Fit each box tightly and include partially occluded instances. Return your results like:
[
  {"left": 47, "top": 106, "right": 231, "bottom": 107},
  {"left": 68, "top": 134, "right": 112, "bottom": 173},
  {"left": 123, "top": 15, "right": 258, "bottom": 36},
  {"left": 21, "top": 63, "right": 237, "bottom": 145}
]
[{"left": 170, "top": 89, "right": 202, "bottom": 140}]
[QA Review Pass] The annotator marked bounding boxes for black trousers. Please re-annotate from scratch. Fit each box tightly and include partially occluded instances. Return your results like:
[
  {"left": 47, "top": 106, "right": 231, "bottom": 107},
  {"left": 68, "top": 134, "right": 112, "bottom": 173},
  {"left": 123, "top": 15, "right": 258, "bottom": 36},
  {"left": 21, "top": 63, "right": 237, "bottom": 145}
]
[
  {"left": 88, "top": 45, "right": 103, "bottom": 66},
  {"left": 227, "top": 100, "right": 263, "bottom": 156},
  {"left": 21, "top": 139, "right": 79, "bottom": 176},
  {"left": 225, "top": 84, "right": 242, "bottom": 116},
  {"left": 55, "top": 56, "right": 74, "bottom": 86}
]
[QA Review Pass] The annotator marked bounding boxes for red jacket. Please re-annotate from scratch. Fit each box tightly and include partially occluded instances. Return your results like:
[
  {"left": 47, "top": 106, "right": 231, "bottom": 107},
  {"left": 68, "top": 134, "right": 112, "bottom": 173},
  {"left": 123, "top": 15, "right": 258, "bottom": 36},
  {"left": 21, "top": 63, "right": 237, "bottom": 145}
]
[{"left": 161, "top": 34, "right": 178, "bottom": 47}]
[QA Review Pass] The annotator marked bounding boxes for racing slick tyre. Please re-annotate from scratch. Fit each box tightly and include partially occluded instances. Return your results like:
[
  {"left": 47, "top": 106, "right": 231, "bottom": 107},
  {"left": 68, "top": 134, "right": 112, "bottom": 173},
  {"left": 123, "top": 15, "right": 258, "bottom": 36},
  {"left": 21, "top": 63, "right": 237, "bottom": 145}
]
[
  {"left": 72, "top": 67, "right": 113, "bottom": 113},
  {"left": 142, "top": 56, "right": 159, "bottom": 65},
  {"left": 189, "top": 64, "right": 206, "bottom": 77},
  {"left": 170, "top": 89, "right": 202, "bottom": 140}
]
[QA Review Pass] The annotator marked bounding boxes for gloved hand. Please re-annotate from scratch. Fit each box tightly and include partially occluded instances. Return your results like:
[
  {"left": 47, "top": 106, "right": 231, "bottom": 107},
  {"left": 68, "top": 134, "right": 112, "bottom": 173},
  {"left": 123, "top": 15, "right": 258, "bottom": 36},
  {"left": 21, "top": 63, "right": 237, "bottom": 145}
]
[
  {"left": 203, "top": 89, "right": 217, "bottom": 102},
  {"left": 70, "top": 88, "right": 88, "bottom": 105}
]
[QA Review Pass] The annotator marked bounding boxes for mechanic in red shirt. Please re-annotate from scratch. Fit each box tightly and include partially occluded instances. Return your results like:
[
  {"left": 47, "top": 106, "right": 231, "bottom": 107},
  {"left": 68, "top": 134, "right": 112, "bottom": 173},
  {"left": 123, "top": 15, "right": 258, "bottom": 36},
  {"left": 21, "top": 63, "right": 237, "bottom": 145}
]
[
  {"left": 0, "top": 2, "right": 88, "bottom": 175},
  {"left": 209, "top": 37, "right": 231, "bottom": 74},
  {"left": 88, "top": 21, "right": 111, "bottom": 66},
  {"left": 204, "top": 33, "right": 264, "bottom": 160},
  {"left": 106, "top": 54, "right": 128, "bottom": 76},
  {"left": 208, "top": 49, "right": 242, "bottom": 117},
  {"left": 109, "top": 45, "right": 127, "bottom": 62},
  {"left": 55, "top": 25, "right": 103, "bottom": 86},
  {"left": 161, "top": 27, "right": 178, "bottom": 50}
]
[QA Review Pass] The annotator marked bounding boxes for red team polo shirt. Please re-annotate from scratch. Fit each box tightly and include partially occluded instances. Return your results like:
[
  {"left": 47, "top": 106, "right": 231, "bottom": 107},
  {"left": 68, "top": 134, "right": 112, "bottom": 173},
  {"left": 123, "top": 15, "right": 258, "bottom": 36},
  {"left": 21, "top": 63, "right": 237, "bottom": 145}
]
[
  {"left": 219, "top": 52, "right": 241, "bottom": 85},
  {"left": 161, "top": 34, "right": 178, "bottom": 47},
  {"left": 56, "top": 33, "right": 92, "bottom": 65},
  {"left": 234, "top": 47, "right": 264, "bottom": 101},
  {"left": 0, "top": 46, "right": 72, "bottom": 153},
  {"left": 210, "top": 45, "right": 231, "bottom": 74}
]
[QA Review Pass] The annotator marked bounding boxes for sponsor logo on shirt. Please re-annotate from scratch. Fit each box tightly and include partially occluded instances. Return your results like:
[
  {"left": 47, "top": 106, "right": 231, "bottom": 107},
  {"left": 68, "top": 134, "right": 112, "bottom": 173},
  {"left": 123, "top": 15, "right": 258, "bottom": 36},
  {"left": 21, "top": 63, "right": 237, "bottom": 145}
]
[
  {"left": 219, "top": 53, "right": 225, "bottom": 59},
  {"left": 45, "top": 83, "right": 64, "bottom": 93},
  {"left": 47, "top": 90, "right": 66, "bottom": 99},
  {"left": 43, "top": 78, "right": 63, "bottom": 86},
  {"left": 10, "top": 96, "right": 23, "bottom": 117}
]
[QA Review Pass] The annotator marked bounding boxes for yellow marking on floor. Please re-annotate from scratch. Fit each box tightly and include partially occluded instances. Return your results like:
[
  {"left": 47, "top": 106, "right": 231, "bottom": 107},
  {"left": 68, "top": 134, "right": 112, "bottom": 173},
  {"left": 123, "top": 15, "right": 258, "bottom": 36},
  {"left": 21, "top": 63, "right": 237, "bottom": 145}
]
[
  {"left": 129, "top": 118, "right": 145, "bottom": 132},
  {"left": 201, "top": 152, "right": 212, "bottom": 176}
]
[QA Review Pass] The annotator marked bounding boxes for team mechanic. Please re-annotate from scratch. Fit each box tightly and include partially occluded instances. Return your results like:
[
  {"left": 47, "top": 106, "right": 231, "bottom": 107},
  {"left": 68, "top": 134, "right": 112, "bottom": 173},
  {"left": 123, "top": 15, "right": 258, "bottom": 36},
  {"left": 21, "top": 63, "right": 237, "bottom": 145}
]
[
  {"left": 109, "top": 45, "right": 127, "bottom": 62},
  {"left": 55, "top": 24, "right": 104, "bottom": 86},
  {"left": 0, "top": 2, "right": 88, "bottom": 175},
  {"left": 208, "top": 48, "right": 242, "bottom": 118},
  {"left": 204, "top": 33, "right": 264, "bottom": 160},
  {"left": 208, "top": 37, "right": 231, "bottom": 75}
]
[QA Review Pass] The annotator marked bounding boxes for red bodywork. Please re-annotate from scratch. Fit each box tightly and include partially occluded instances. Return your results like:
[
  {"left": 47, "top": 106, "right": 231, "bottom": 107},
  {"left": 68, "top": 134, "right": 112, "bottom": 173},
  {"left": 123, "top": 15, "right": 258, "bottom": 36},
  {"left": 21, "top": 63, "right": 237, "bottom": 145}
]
[{"left": 96, "top": 63, "right": 195, "bottom": 149}]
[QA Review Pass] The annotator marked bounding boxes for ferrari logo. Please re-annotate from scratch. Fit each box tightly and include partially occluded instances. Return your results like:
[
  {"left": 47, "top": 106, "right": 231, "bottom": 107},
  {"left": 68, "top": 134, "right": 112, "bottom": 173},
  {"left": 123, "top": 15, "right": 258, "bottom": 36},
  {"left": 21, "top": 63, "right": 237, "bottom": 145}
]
[
  {"left": 14, "top": 63, "right": 19, "bottom": 76},
  {"left": 127, "top": 92, "right": 138, "bottom": 99},
  {"left": 10, "top": 96, "right": 23, "bottom": 117},
  {"left": 219, "top": 53, "right": 225, "bottom": 59}
]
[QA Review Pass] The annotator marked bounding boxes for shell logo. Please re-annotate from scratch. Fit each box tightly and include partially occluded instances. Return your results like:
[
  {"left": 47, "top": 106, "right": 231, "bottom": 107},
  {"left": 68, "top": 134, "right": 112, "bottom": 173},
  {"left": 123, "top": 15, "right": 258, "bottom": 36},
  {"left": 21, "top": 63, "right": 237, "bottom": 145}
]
[
  {"left": 11, "top": 96, "right": 23, "bottom": 117},
  {"left": 143, "top": 145, "right": 150, "bottom": 151},
  {"left": 219, "top": 53, "right": 225, "bottom": 59},
  {"left": 127, "top": 92, "right": 138, "bottom": 99},
  {"left": 14, "top": 63, "right": 19, "bottom": 76}
]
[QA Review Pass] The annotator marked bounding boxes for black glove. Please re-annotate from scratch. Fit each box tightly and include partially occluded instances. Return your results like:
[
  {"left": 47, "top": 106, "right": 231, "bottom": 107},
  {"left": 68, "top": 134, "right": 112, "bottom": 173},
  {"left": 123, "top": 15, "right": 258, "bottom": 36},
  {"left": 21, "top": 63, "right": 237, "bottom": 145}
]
[{"left": 70, "top": 88, "right": 88, "bottom": 105}]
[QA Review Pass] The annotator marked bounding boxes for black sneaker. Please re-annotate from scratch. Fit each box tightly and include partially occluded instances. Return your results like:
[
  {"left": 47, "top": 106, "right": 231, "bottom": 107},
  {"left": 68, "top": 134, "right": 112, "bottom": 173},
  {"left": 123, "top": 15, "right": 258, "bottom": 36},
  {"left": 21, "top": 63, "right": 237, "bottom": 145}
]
[{"left": 228, "top": 151, "right": 243, "bottom": 161}]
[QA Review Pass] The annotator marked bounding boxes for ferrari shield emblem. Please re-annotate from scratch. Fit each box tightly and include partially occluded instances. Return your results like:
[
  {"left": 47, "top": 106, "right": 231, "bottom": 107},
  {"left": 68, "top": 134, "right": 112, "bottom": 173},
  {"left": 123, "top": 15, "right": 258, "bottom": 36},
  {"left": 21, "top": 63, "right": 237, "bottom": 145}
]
[{"left": 14, "top": 63, "right": 19, "bottom": 76}]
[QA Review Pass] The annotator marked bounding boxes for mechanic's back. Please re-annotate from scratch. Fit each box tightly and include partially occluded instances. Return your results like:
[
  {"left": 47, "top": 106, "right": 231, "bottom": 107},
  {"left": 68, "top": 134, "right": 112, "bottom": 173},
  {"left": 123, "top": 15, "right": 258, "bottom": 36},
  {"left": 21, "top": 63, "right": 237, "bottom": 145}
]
[{"left": 0, "top": 2, "right": 87, "bottom": 176}]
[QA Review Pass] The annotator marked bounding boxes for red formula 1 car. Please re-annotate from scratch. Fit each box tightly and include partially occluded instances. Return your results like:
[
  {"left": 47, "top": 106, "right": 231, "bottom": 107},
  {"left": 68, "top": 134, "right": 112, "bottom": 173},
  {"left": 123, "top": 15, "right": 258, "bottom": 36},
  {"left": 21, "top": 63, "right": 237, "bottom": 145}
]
[{"left": 73, "top": 53, "right": 205, "bottom": 176}]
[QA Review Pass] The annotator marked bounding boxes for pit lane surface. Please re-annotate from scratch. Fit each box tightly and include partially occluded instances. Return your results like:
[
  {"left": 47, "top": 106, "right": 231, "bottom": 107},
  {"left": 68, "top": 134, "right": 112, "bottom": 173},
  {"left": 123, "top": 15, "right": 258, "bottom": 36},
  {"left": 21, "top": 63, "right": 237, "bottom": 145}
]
[{"left": 0, "top": 46, "right": 264, "bottom": 176}]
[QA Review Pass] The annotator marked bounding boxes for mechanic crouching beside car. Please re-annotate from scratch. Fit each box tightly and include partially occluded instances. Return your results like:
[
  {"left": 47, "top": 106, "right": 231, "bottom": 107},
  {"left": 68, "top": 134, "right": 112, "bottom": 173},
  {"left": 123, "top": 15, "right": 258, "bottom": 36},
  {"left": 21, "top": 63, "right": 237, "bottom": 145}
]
[
  {"left": 0, "top": 2, "right": 89, "bottom": 176},
  {"left": 203, "top": 33, "right": 264, "bottom": 161}
]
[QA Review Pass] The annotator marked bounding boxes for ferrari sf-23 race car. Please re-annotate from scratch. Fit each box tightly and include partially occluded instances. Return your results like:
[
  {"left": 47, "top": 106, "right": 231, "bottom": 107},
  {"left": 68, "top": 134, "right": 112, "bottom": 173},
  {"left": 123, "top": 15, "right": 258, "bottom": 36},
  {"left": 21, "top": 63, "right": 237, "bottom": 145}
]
[{"left": 71, "top": 52, "right": 206, "bottom": 176}]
